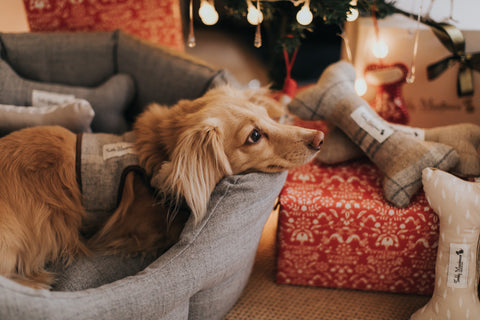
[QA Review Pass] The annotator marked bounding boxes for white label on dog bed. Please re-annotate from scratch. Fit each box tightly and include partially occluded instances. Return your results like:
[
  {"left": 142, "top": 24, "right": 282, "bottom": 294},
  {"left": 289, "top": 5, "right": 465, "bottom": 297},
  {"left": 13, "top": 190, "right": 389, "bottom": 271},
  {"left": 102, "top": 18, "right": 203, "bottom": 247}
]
[
  {"left": 32, "top": 90, "right": 76, "bottom": 107},
  {"left": 447, "top": 243, "right": 470, "bottom": 288},
  {"left": 351, "top": 106, "right": 393, "bottom": 143},
  {"left": 103, "top": 142, "right": 136, "bottom": 161},
  {"left": 390, "top": 123, "right": 425, "bottom": 140}
]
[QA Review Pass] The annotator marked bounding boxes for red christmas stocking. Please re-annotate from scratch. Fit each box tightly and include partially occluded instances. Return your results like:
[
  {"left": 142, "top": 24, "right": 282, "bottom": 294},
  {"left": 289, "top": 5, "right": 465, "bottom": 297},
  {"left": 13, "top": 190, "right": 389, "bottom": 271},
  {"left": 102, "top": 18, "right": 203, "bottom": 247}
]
[{"left": 365, "top": 63, "right": 409, "bottom": 124}]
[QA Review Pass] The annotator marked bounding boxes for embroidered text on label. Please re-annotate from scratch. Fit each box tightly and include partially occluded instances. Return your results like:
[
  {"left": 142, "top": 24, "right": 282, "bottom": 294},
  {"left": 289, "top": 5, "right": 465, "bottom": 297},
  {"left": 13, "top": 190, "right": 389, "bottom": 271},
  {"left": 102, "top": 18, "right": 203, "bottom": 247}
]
[
  {"left": 103, "top": 142, "right": 136, "bottom": 161},
  {"left": 350, "top": 106, "right": 394, "bottom": 143},
  {"left": 447, "top": 243, "right": 469, "bottom": 288}
]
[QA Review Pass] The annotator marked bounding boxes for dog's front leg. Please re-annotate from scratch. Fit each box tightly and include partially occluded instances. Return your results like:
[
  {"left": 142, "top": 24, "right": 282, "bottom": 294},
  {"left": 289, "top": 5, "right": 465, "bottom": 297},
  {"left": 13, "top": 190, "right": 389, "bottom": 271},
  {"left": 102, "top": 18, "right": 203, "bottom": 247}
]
[{"left": 87, "top": 170, "right": 188, "bottom": 257}]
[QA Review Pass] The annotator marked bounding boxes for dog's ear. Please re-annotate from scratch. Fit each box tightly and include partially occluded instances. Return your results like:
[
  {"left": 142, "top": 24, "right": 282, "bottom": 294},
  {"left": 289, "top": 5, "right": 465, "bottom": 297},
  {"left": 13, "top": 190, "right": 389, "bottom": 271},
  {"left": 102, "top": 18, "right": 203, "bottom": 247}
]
[
  {"left": 243, "top": 87, "right": 285, "bottom": 119},
  {"left": 153, "top": 120, "right": 232, "bottom": 224},
  {"left": 210, "top": 85, "right": 283, "bottom": 119},
  {"left": 253, "top": 94, "right": 284, "bottom": 119}
]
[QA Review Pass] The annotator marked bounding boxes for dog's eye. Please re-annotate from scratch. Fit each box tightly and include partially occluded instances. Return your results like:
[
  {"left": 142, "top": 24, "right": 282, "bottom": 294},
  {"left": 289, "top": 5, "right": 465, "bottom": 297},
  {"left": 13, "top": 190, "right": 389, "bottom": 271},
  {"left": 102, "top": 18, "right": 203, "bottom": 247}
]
[{"left": 246, "top": 128, "right": 262, "bottom": 144}]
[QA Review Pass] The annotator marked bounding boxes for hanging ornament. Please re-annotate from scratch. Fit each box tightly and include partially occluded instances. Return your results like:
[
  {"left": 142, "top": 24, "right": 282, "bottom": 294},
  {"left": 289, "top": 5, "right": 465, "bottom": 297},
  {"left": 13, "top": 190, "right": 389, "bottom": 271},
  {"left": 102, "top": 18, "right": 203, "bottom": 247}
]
[
  {"left": 187, "top": 0, "right": 196, "bottom": 48},
  {"left": 406, "top": 0, "right": 423, "bottom": 84},
  {"left": 199, "top": 0, "right": 219, "bottom": 26},
  {"left": 444, "top": 0, "right": 457, "bottom": 23},
  {"left": 247, "top": 0, "right": 263, "bottom": 25},
  {"left": 365, "top": 63, "right": 410, "bottom": 124},
  {"left": 254, "top": 24, "right": 262, "bottom": 48},
  {"left": 337, "top": 25, "right": 353, "bottom": 63},
  {"left": 253, "top": 0, "right": 262, "bottom": 48},
  {"left": 346, "top": 0, "right": 359, "bottom": 22},
  {"left": 393, "top": 5, "right": 480, "bottom": 99},
  {"left": 296, "top": 1, "right": 313, "bottom": 26}
]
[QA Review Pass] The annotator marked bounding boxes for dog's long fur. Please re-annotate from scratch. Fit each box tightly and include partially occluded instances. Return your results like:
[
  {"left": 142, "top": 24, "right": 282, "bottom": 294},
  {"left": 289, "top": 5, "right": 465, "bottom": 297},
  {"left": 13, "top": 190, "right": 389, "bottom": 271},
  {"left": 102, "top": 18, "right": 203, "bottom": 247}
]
[{"left": 0, "top": 86, "right": 323, "bottom": 289}]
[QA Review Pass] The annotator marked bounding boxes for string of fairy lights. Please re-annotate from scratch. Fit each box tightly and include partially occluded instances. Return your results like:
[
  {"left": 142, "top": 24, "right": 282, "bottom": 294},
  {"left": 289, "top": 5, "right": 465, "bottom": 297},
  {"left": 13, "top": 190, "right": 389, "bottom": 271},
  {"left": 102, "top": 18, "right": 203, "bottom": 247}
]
[
  {"left": 188, "top": 0, "right": 361, "bottom": 49},
  {"left": 187, "top": 0, "right": 435, "bottom": 96},
  {"left": 193, "top": 0, "right": 360, "bottom": 28}
]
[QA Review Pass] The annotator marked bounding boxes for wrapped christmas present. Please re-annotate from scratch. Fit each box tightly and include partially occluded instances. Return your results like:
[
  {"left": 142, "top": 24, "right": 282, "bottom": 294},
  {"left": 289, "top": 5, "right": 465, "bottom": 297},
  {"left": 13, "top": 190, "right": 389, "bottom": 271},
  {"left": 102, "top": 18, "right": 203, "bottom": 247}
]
[
  {"left": 347, "top": 1, "right": 480, "bottom": 128},
  {"left": 276, "top": 158, "right": 438, "bottom": 294}
]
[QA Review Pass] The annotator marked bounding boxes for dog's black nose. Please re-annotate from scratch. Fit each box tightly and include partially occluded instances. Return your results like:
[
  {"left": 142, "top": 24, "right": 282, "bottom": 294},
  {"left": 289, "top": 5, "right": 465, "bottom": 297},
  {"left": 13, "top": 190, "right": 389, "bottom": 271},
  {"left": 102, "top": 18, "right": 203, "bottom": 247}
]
[{"left": 309, "top": 131, "right": 324, "bottom": 150}]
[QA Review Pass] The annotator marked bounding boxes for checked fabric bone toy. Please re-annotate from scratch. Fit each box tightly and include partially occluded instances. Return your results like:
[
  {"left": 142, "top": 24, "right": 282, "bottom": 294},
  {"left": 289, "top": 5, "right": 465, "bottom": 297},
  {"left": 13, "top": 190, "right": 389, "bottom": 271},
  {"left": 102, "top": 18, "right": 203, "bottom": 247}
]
[
  {"left": 316, "top": 123, "right": 480, "bottom": 178},
  {"left": 288, "top": 61, "right": 460, "bottom": 208}
]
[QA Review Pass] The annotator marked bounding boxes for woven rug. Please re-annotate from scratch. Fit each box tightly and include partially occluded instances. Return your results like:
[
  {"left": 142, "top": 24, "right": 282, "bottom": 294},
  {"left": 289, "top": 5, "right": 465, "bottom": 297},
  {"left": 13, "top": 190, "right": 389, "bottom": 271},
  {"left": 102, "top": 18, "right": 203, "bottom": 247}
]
[{"left": 224, "top": 210, "right": 430, "bottom": 320}]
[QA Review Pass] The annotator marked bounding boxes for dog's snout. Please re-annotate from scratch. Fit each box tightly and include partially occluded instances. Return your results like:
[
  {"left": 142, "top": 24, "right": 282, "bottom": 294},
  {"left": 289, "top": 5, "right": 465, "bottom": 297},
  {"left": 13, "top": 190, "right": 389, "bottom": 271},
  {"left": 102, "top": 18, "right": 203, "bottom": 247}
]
[{"left": 309, "top": 131, "right": 324, "bottom": 151}]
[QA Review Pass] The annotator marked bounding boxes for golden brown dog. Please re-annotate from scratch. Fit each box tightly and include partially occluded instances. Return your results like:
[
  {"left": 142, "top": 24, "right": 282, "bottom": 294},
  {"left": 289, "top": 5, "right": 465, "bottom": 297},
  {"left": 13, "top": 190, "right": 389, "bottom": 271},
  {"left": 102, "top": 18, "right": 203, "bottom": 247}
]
[{"left": 0, "top": 86, "right": 323, "bottom": 289}]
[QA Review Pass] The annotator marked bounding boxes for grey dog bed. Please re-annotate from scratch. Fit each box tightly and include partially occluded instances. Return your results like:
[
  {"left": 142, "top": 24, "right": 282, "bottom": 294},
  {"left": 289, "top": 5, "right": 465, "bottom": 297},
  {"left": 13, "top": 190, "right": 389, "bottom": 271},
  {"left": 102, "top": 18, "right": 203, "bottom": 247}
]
[
  {"left": 0, "top": 30, "right": 285, "bottom": 319},
  {"left": 0, "top": 172, "right": 286, "bottom": 320}
]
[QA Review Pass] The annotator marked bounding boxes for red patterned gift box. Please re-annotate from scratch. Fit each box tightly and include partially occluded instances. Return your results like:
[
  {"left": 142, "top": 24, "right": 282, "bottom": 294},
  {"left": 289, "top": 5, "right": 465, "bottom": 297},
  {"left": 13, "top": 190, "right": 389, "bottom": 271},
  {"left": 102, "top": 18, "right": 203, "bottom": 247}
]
[
  {"left": 276, "top": 158, "right": 439, "bottom": 295},
  {"left": 23, "top": 0, "right": 184, "bottom": 51}
]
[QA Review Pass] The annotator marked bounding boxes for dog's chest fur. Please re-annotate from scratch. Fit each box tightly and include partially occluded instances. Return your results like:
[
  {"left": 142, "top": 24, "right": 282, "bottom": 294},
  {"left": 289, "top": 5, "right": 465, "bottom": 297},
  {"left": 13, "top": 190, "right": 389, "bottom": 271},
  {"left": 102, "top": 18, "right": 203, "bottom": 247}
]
[{"left": 76, "top": 132, "right": 140, "bottom": 213}]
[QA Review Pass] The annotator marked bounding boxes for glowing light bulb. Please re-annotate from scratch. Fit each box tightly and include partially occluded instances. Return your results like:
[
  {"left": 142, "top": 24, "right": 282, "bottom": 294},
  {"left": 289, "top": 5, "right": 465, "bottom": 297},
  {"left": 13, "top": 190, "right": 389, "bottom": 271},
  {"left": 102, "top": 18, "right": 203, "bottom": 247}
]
[
  {"left": 347, "top": 0, "right": 358, "bottom": 22},
  {"left": 296, "top": 4, "right": 313, "bottom": 26},
  {"left": 355, "top": 78, "right": 367, "bottom": 96},
  {"left": 372, "top": 40, "right": 388, "bottom": 59},
  {"left": 247, "top": 3, "right": 263, "bottom": 25},
  {"left": 199, "top": 1, "right": 218, "bottom": 25},
  {"left": 346, "top": 8, "right": 358, "bottom": 21}
]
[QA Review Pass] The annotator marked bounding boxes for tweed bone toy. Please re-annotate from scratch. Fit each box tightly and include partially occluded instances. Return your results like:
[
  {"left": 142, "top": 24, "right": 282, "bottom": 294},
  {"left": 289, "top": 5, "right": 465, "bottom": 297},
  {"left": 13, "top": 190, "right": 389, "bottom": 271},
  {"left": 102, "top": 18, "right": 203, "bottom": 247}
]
[{"left": 288, "top": 61, "right": 459, "bottom": 207}]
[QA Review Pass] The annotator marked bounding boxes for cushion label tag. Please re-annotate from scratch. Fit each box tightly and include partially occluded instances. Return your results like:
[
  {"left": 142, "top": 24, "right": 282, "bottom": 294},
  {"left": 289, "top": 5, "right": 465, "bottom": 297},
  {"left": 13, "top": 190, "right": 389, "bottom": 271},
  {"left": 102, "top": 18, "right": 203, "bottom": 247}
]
[
  {"left": 32, "top": 90, "right": 76, "bottom": 107},
  {"left": 350, "top": 106, "right": 393, "bottom": 143},
  {"left": 103, "top": 142, "right": 136, "bottom": 161},
  {"left": 390, "top": 123, "right": 425, "bottom": 140},
  {"left": 447, "top": 243, "right": 469, "bottom": 288}
]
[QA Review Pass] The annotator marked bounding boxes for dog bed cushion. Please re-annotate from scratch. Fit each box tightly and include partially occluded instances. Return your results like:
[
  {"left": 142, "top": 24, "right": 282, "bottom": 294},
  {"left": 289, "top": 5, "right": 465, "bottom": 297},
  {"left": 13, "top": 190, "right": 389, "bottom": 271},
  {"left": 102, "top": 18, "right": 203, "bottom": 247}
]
[
  {"left": 0, "top": 99, "right": 94, "bottom": 136},
  {"left": 0, "top": 171, "right": 287, "bottom": 320},
  {"left": 0, "top": 32, "right": 116, "bottom": 87},
  {"left": 116, "top": 30, "right": 240, "bottom": 121},
  {"left": 0, "top": 59, "right": 134, "bottom": 133},
  {"left": 0, "top": 30, "right": 239, "bottom": 126}
]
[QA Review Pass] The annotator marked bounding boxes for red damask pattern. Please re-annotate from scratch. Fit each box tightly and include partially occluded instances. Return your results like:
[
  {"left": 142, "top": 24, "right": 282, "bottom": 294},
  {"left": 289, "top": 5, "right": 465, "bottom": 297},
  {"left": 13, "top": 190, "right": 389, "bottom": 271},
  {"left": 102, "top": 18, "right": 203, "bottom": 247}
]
[
  {"left": 23, "top": 0, "right": 184, "bottom": 51},
  {"left": 276, "top": 121, "right": 438, "bottom": 295}
]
